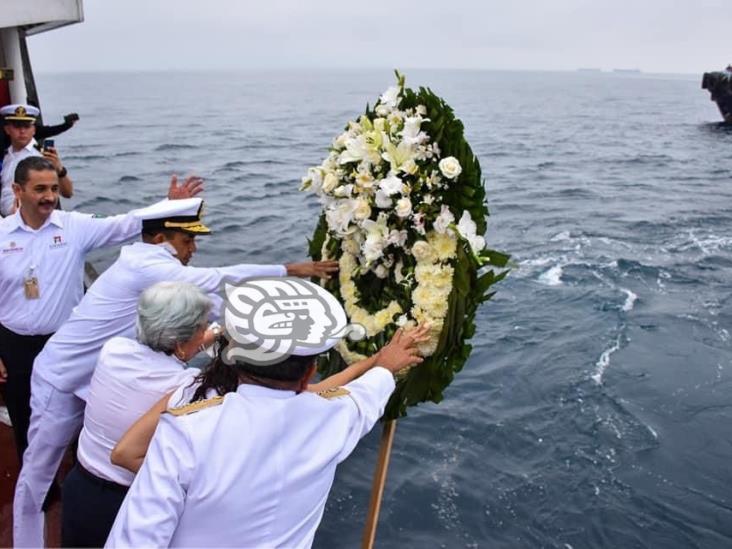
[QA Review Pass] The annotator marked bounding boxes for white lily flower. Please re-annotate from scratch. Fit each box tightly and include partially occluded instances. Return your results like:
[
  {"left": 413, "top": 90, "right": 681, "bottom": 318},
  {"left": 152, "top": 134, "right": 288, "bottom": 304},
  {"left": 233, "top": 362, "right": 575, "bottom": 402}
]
[
  {"left": 380, "top": 85, "right": 400, "bottom": 108},
  {"left": 382, "top": 141, "right": 416, "bottom": 173},
  {"left": 325, "top": 200, "right": 357, "bottom": 235},
  {"left": 457, "top": 211, "right": 486, "bottom": 252},
  {"left": 433, "top": 205, "right": 455, "bottom": 234}
]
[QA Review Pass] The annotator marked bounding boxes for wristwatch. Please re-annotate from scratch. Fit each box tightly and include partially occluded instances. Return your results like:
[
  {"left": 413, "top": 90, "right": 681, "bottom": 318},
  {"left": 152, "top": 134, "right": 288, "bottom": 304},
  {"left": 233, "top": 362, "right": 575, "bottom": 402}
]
[{"left": 57, "top": 167, "right": 68, "bottom": 178}]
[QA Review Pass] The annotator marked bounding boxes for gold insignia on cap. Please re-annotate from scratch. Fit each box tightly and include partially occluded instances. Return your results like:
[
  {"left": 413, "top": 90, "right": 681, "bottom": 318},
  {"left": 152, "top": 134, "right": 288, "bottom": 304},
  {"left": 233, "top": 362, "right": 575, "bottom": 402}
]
[
  {"left": 166, "top": 395, "right": 224, "bottom": 416},
  {"left": 317, "top": 387, "right": 351, "bottom": 400},
  {"left": 15, "top": 106, "right": 26, "bottom": 117}
]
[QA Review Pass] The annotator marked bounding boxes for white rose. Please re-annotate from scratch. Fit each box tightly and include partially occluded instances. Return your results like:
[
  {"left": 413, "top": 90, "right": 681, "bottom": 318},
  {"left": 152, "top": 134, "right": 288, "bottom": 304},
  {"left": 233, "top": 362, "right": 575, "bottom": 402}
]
[
  {"left": 438, "top": 156, "right": 462, "bottom": 179},
  {"left": 395, "top": 197, "right": 412, "bottom": 218},
  {"left": 411, "top": 240, "right": 436, "bottom": 263},
  {"left": 378, "top": 174, "right": 404, "bottom": 196},
  {"left": 373, "top": 118, "right": 386, "bottom": 132},
  {"left": 322, "top": 172, "right": 339, "bottom": 193},
  {"left": 375, "top": 189, "right": 393, "bottom": 209},
  {"left": 433, "top": 205, "right": 455, "bottom": 234},
  {"left": 353, "top": 198, "right": 372, "bottom": 220}
]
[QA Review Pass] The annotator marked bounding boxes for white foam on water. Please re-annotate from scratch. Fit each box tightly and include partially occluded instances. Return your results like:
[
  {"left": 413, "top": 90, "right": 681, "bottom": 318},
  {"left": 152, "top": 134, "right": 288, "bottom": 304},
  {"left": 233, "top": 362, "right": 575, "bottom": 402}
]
[
  {"left": 521, "top": 256, "right": 555, "bottom": 267},
  {"left": 538, "top": 265, "right": 563, "bottom": 286},
  {"left": 621, "top": 288, "right": 638, "bottom": 312},
  {"left": 591, "top": 336, "right": 621, "bottom": 385},
  {"left": 550, "top": 230, "right": 571, "bottom": 242}
]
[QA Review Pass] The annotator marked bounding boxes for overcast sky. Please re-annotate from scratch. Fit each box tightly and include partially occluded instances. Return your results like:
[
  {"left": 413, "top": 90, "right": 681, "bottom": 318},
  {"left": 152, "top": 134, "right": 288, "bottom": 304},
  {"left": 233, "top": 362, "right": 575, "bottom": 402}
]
[{"left": 28, "top": 0, "right": 732, "bottom": 74}]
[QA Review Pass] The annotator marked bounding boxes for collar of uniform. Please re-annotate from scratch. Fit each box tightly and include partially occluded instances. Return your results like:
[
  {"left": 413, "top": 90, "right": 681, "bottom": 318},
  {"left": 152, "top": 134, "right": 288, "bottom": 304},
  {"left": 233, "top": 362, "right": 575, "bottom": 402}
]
[
  {"left": 134, "top": 241, "right": 176, "bottom": 257},
  {"left": 235, "top": 383, "right": 297, "bottom": 399},
  {"left": 7, "top": 139, "right": 38, "bottom": 156},
  {"left": 8, "top": 208, "right": 63, "bottom": 232}
]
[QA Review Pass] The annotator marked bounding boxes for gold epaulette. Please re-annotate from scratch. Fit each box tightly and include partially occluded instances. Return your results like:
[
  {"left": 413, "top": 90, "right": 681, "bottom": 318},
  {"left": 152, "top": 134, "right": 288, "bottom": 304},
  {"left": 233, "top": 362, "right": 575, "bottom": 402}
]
[
  {"left": 317, "top": 387, "right": 350, "bottom": 400},
  {"left": 165, "top": 396, "right": 224, "bottom": 416}
]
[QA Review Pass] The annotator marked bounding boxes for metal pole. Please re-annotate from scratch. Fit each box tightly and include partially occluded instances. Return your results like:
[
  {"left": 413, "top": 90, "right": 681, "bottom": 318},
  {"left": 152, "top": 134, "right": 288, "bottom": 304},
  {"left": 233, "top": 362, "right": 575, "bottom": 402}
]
[{"left": 361, "top": 420, "right": 397, "bottom": 549}]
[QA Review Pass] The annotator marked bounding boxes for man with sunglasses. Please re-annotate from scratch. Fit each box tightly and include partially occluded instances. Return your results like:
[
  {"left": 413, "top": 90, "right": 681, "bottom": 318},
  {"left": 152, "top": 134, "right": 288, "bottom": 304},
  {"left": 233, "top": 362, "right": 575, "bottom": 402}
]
[{"left": 0, "top": 104, "right": 73, "bottom": 217}]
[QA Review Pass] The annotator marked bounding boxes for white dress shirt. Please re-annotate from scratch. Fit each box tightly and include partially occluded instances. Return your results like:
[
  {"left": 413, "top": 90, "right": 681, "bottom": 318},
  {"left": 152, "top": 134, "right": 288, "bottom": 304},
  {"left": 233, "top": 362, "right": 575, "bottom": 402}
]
[
  {"left": 0, "top": 208, "right": 143, "bottom": 335},
  {"left": 106, "top": 367, "right": 395, "bottom": 549},
  {"left": 77, "top": 337, "right": 200, "bottom": 486},
  {"left": 0, "top": 141, "right": 41, "bottom": 217},
  {"left": 33, "top": 241, "right": 287, "bottom": 398}
]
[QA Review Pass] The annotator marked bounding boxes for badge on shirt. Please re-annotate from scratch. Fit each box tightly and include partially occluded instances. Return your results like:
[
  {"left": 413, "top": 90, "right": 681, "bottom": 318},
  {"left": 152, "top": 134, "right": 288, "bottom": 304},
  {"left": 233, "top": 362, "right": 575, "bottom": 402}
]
[{"left": 24, "top": 266, "right": 40, "bottom": 299}]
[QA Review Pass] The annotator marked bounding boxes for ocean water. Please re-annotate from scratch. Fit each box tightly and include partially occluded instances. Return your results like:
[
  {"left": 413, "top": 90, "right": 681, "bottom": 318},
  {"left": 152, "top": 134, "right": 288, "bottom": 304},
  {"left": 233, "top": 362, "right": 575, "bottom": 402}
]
[{"left": 37, "top": 69, "right": 732, "bottom": 548}]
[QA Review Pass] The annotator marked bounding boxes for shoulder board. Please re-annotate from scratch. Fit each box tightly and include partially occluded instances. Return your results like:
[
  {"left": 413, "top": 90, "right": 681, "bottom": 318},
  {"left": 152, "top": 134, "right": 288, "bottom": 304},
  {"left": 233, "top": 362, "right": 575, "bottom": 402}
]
[
  {"left": 166, "top": 395, "right": 224, "bottom": 416},
  {"left": 317, "top": 387, "right": 350, "bottom": 400}
]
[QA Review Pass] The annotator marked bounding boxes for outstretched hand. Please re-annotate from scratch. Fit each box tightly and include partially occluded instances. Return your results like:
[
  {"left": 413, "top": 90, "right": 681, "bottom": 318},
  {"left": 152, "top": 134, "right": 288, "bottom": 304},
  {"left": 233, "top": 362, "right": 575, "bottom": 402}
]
[
  {"left": 285, "top": 260, "right": 339, "bottom": 279},
  {"left": 167, "top": 174, "right": 204, "bottom": 200},
  {"left": 376, "top": 324, "right": 431, "bottom": 373}
]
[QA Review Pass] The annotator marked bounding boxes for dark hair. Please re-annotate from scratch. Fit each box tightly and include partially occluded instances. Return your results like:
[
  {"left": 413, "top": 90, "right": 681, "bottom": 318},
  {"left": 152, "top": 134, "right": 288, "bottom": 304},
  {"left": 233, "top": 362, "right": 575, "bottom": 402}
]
[
  {"left": 14, "top": 156, "right": 56, "bottom": 186},
  {"left": 190, "top": 346, "right": 315, "bottom": 403},
  {"left": 141, "top": 228, "right": 181, "bottom": 241}
]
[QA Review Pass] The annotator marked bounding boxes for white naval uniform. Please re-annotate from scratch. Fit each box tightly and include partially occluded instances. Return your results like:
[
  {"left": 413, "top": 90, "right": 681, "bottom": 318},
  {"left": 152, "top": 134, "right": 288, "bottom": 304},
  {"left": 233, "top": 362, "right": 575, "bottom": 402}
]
[
  {"left": 0, "top": 141, "right": 41, "bottom": 217},
  {"left": 77, "top": 337, "right": 200, "bottom": 486},
  {"left": 14, "top": 241, "right": 287, "bottom": 548},
  {"left": 106, "top": 367, "right": 395, "bottom": 549}
]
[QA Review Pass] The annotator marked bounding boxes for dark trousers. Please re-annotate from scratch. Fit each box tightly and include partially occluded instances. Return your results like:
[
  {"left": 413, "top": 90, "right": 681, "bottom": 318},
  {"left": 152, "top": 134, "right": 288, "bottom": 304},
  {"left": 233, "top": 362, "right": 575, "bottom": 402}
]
[
  {"left": 62, "top": 463, "right": 129, "bottom": 548},
  {"left": 0, "top": 322, "right": 52, "bottom": 465}
]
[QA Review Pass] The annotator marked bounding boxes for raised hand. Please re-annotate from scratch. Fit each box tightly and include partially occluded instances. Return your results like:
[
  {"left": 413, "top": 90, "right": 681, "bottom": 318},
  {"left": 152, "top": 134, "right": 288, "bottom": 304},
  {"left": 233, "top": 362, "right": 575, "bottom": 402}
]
[
  {"left": 285, "top": 260, "right": 339, "bottom": 279},
  {"left": 167, "top": 174, "right": 204, "bottom": 200}
]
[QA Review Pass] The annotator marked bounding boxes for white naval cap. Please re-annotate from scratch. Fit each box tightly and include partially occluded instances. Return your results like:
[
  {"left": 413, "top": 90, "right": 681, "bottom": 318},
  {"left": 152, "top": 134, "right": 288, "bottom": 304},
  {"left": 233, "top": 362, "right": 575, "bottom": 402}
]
[
  {"left": 137, "top": 198, "right": 212, "bottom": 235},
  {"left": 1, "top": 104, "right": 40, "bottom": 122}
]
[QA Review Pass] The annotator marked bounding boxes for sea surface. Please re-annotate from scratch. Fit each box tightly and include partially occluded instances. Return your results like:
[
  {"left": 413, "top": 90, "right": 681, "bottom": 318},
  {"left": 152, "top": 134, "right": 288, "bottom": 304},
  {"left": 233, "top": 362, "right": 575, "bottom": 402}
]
[{"left": 37, "top": 69, "right": 732, "bottom": 548}]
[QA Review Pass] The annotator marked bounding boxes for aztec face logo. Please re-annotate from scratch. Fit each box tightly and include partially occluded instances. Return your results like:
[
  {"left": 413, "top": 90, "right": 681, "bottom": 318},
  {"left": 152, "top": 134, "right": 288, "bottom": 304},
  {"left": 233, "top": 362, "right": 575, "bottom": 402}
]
[{"left": 222, "top": 277, "right": 364, "bottom": 366}]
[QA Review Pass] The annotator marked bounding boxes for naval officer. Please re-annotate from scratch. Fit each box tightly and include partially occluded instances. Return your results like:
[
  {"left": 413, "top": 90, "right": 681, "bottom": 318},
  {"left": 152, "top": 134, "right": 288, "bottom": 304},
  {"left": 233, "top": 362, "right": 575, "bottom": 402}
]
[
  {"left": 0, "top": 104, "right": 73, "bottom": 217},
  {"left": 106, "top": 323, "right": 424, "bottom": 548},
  {"left": 13, "top": 196, "right": 338, "bottom": 548},
  {"left": 0, "top": 156, "right": 202, "bottom": 469}
]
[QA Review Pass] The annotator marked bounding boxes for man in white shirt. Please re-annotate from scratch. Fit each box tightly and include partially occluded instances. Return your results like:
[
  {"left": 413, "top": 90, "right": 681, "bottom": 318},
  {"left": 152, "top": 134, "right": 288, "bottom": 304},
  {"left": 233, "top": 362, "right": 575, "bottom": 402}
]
[
  {"left": 0, "top": 104, "right": 73, "bottom": 217},
  {"left": 13, "top": 194, "right": 338, "bottom": 548},
  {"left": 106, "top": 325, "right": 423, "bottom": 549},
  {"left": 0, "top": 156, "right": 201, "bottom": 468}
]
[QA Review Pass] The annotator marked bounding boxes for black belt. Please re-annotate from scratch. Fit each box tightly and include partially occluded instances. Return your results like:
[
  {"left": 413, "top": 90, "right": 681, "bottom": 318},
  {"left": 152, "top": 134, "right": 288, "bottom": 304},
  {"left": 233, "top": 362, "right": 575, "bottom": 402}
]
[{"left": 76, "top": 462, "right": 130, "bottom": 494}]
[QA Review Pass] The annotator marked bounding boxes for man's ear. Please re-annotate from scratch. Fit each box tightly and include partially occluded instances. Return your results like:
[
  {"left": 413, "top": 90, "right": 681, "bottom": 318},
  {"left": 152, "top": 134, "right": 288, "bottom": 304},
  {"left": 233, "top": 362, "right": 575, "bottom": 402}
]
[
  {"left": 150, "top": 232, "right": 167, "bottom": 245},
  {"left": 3, "top": 125, "right": 10, "bottom": 137},
  {"left": 11, "top": 182, "right": 21, "bottom": 198}
]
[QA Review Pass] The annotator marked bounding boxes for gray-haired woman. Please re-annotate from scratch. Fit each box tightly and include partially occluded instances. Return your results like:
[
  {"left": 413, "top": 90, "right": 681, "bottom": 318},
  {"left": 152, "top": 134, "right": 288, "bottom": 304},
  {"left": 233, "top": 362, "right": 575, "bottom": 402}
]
[{"left": 60, "top": 281, "right": 218, "bottom": 548}]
